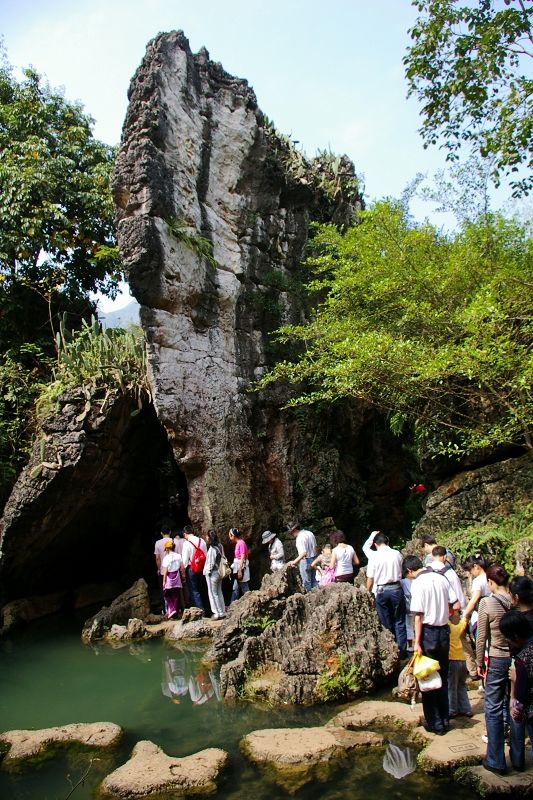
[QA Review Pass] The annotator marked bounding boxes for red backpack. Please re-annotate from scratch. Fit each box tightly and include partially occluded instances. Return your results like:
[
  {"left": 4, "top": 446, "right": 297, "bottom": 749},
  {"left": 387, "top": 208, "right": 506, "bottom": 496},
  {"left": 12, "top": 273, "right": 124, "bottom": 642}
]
[{"left": 190, "top": 539, "right": 206, "bottom": 574}]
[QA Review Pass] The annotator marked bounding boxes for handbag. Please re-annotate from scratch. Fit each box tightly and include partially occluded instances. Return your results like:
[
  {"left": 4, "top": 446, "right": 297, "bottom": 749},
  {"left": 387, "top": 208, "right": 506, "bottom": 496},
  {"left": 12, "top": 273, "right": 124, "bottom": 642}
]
[
  {"left": 394, "top": 655, "right": 419, "bottom": 702},
  {"left": 417, "top": 670, "right": 442, "bottom": 692},
  {"left": 413, "top": 653, "right": 440, "bottom": 680}
]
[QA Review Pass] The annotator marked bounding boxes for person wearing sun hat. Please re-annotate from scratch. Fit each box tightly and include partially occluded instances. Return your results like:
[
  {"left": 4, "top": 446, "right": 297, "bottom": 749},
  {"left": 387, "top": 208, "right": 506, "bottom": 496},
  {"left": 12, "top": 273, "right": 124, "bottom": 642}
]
[{"left": 262, "top": 530, "right": 285, "bottom": 572}]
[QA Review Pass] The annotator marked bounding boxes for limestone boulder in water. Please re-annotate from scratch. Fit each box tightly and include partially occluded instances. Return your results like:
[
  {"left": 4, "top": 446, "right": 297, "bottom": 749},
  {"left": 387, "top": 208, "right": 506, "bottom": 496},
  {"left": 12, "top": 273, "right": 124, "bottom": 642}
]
[
  {"left": 81, "top": 579, "right": 150, "bottom": 643},
  {"left": 205, "top": 568, "right": 399, "bottom": 705},
  {"left": 241, "top": 726, "right": 385, "bottom": 793},
  {"left": 0, "top": 722, "right": 122, "bottom": 767},
  {"left": 99, "top": 740, "right": 228, "bottom": 797}
]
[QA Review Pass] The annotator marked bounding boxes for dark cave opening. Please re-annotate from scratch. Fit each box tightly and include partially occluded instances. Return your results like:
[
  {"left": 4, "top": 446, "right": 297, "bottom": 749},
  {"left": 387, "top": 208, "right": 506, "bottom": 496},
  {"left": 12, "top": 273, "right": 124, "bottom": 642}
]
[{"left": 0, "top": 400, "right": 191, "bottom": 611}]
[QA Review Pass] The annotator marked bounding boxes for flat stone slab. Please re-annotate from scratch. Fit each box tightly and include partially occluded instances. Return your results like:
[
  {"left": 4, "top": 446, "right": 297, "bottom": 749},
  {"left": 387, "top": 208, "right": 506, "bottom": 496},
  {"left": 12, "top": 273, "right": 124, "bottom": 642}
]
[
  {"left": 0, "top": 722, "right": 122, "bottom": 765},
  {"left": 99, "top": 740, "right": 228, "bottom": 797},
  {"left": 416, "top": 712, "right": 486, "bottom": 773},
  {"left": 459, "top": 763, "right": 533, "bottom": 795},
  {"left": 327, "top": 699, "right": 425, "bottom": 731},
  {"left": 241, "top": 726, "right": 385, "bottom": 793}
]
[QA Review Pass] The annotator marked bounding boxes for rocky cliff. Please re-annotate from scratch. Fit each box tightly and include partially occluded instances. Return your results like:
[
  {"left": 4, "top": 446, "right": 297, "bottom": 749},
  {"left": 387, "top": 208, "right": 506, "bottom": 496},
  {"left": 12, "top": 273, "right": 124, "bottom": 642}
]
[{"left": 112, "top": 30, "right": 409, "bottom": 542}]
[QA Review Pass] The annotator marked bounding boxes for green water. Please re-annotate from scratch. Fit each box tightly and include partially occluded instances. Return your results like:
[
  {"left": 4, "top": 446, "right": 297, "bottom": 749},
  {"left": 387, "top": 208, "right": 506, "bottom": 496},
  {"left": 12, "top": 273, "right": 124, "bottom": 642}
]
[{"left": 0, "top": 614, "right": 474, "bottom": 800}]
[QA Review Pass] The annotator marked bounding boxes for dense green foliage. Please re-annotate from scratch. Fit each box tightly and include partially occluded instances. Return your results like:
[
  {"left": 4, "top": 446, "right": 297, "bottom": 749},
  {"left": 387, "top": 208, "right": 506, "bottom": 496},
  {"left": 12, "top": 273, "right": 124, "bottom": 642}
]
[
  {"left": 0, "top": 56, "right": 125, "bottom": 504},
  {"left": 405, "top": 0, "right": 533, "bottom": 195},
  {"left": 317, "top": 655, "right": 360, "bottom": 701},
  {"left": 36, "top": 316, "right": 149, "bottom": 422},
  {"left": 438, "top": 504, "right": 533, "bottom": 574},
  {"left": 0, "top": 58, "right": 120, "bottom": 302},
  {"left": 258, "top": 201, "right": 533, "bottom": 459},
  {"left": 0, "top": 344, "right": 51, "bottom": 505}
]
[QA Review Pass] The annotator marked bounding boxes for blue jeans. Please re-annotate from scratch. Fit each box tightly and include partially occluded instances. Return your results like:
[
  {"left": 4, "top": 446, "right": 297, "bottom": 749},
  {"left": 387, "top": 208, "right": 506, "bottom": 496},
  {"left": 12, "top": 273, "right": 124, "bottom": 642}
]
[
  {"left": 510, "top": 713, "right": 533, "bottom": 770},
  {"left": 186, "top": 567, "right": 208, "bottom": 614},
  {"left": 299, "top": 557, "right": 318, "bottom": 591},
  {"left": 420, "top": 624, "right": 450, "bottom": 732},
  {"left": 448, "top": 660, "right": 472, "bottom": 715},
  {"left": 375, "top": 584, "right": 407, "bottom": 656},
  {"left": 231, "top": 579, "right": 250, "bottom": 603},
  {"left": 484, "top": 655, "right": 511, "bottom": 771}
]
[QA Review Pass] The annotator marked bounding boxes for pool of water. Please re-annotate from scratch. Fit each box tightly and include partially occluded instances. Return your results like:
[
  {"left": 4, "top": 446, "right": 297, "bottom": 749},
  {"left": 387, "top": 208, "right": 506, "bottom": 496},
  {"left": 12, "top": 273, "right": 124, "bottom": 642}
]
[{"left": 0, "top": 613, "right": 474, "bottom": 799}]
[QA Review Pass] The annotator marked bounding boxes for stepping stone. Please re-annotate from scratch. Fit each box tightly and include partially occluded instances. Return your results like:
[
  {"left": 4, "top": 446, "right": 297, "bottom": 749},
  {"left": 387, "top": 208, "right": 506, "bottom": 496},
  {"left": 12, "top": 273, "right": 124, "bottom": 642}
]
[
  {"left": 0, "top": 722, "right": 122, "bottom": 766},
  {"left": 241, "top": 726, "right": 385, "bottom": 793},
  {"left": 100, "top": 740, "right": 228, "bottom": 797}
]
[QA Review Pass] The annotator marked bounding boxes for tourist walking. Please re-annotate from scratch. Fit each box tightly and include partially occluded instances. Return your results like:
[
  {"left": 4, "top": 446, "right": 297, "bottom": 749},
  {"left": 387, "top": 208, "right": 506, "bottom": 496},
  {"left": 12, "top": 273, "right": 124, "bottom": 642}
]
[
  {"left": 161, "top": 540, "right": 183, "bottom": 619},
  {"left": 402, "top": 554, "right": 460, "bottom": 734},
  {"left": 476, "top": 564, "right": 512, "bottom": 775},
  {"left": 287, "top": 521, "right": 317, "bottom": 591},
  {"left": 262, "top": 530, "right": 285, "bottom": 571},
  {"left": 229, "top": 527, "right": 250, "bottom": 603},
  {"left": 182, "top": 524, "right": 209, "bottom": 615},
  {"left": 366, "top": 531, "right": 407, "bottom": 657},
  {"left": 311, "top": 543, "right": 332, "bottom": 584},
  {"left": 203, "top": 529, "right": 226, "bottom": 619},
  {"left": 330, "top": 530, "right": 359, "bottom": 583}
]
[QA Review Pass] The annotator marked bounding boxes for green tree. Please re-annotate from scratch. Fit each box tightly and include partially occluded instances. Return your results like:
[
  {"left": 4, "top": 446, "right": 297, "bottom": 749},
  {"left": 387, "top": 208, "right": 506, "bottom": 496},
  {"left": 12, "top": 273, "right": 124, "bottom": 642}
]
[
  {"left": 257, "top": 201, "right": 533, "bottom": 459},
  {"left": 0, "top": 56, "right": 121, "bottom": 348},
  {"left": 0, "top": 54, "right": 123, "bottom": 505},
  {"left": 405, "top": 0, "right": 533, "bottom": 196}
]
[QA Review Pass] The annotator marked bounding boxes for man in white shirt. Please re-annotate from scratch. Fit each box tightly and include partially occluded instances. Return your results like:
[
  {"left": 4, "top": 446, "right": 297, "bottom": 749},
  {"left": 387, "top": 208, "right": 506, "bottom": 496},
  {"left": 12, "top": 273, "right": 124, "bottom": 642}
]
[
  {"left": 182, "top": 525, "right": 208, "bottom": 614},
  {"left": 403, "top": 554, "right": 461, "bottom": 734},
  {"left": 287, "top": 521, "right": 317, "bottom": 591},
  {"left": 365, "top": 532, "right": 407, "bottom": 658},
  {"left": 430, "top": 546, "right": 466, "bottom": 608}
]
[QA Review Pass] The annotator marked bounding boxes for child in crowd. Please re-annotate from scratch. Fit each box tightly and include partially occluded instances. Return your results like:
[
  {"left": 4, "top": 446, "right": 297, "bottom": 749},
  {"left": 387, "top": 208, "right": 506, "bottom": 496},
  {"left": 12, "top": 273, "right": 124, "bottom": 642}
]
[
  {"left": 400, "top": 576, "right": 414, "bottom": 651},
  {"left": 448, "top": 610, "right": 473, "bottom": 718},
  {"left": 311, "top": 543, "right": 332, "bottom": 583}
]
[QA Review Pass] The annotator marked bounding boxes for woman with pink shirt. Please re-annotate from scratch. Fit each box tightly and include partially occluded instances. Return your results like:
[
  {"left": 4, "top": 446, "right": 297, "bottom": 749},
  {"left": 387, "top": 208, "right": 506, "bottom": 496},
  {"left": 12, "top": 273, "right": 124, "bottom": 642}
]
[{"left": 229, "top": 527, "right": 250, "bottom": 603}]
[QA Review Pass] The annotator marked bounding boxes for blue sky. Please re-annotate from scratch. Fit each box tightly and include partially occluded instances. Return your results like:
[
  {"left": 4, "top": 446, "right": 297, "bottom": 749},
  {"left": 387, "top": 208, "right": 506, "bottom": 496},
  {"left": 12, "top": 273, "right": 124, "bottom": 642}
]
[{"left": 1, "top": 0, "right": 521, "bottom": 308}]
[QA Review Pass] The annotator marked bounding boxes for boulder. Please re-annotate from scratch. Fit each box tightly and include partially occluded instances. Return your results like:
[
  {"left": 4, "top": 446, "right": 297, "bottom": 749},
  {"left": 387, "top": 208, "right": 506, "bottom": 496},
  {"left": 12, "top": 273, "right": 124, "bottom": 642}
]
[
  {"left": 204, "top": 567, "right": 399, "bottom": 705},
  {"left": 416, "top": 454, "right": 533, "bottom": 536},
  {"left": 0, "top": 722, "right": 122, "bottom": 767},
  {"left": 81, "top": 579, "right": 150, "bottom": 643},
  {"left": 241, "top": 726, "right": 385, "bottom": 793},
  {"left": 99, "top": 740, "right": 228, "bottom": 797}
]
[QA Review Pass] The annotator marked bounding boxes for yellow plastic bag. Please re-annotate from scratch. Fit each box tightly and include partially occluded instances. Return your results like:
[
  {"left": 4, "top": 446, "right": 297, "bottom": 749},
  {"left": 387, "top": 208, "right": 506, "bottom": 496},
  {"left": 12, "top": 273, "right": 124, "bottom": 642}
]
[{"left": 413, "top": 653, "right": 440, "bottom": 680}]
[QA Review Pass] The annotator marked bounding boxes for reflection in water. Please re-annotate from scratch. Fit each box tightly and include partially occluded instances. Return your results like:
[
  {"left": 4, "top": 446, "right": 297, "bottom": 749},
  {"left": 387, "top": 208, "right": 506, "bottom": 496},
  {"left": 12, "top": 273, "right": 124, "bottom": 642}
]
[
  {"left": 382, "top": 743, "right": 417, "bottom": 779},
  {"left": 162, "top": 653, "right": 221, "bottom": 706}
]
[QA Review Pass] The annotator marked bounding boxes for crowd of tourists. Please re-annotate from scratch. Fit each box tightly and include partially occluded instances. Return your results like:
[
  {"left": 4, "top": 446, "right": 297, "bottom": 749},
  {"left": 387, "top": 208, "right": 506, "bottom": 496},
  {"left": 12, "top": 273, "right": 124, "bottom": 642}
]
[{"left": 154, "top": 520, "right": 533, "bottom": 774}]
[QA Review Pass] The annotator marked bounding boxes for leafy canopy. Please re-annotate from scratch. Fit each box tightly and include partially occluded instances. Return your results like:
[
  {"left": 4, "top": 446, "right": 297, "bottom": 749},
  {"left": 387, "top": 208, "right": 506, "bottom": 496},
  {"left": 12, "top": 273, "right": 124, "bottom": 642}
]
[
  {"left": 0, "top": 57, "right": 121, "bottom": 297},
  {"left": 405, "top": 0, "right": 533, "bottom": 196},
  {"left": 257, "top": 200, "right": 533, "bottom": 458}
]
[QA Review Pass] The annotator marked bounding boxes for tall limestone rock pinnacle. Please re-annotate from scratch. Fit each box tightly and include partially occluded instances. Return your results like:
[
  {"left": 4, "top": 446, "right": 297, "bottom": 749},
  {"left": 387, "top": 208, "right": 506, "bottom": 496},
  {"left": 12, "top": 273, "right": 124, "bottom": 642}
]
[{"left": 113, "top": 30, "right": 368, "bottom": 536}]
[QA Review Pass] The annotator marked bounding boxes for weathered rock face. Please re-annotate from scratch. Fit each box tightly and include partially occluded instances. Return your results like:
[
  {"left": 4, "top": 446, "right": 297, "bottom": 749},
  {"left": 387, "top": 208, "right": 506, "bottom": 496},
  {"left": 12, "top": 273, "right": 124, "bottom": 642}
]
[
  {"left": 0, "top": 388, "right": 169, "bottom": 605},
  {"left": 204, "top": 567, "right": 398, "bottom": 705},
  {"left": 416, "top": 454, "right": 533, "bottom": 535},
  {"left": 113, "top": 30, "right": 411, "bottom": 543},
  {"left": 81, "top": 579, "right": 151, "bottom": 643}
]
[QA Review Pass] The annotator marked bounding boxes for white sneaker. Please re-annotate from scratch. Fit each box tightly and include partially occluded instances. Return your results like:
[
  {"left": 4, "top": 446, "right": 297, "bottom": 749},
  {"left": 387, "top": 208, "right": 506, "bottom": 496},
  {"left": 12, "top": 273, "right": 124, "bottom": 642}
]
[{"left": 481, "top": 734, "right": 488, "bottom": 743}]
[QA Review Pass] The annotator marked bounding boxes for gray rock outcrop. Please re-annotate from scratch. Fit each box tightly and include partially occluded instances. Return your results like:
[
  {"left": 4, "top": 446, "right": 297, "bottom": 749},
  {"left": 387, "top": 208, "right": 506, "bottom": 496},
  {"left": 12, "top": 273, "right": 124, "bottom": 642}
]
[
  {"left": 82, "top": 579, "right": 150, "bottom": 643},
  {"left": 204, "top": 567, "right": 398, "bottom": 704},
  {"left": 416, "top": 454, "right": 533, "bottom": 535},
  {"left": 112, "top": 29, "right": 410, "bottom": 545}
]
